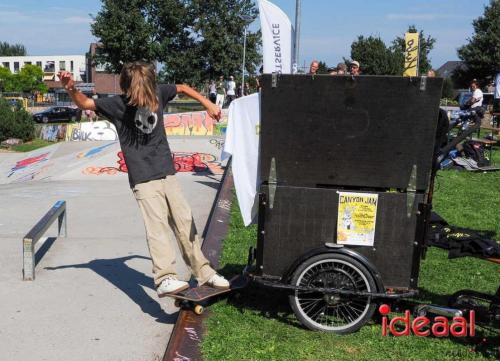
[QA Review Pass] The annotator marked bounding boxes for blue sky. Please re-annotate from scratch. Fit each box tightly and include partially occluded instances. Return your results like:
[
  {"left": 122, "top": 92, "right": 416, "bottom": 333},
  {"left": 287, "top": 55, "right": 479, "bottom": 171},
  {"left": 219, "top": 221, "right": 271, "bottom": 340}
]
[{"left": 0, "top": 0, "right": 491, "bottom": 69}]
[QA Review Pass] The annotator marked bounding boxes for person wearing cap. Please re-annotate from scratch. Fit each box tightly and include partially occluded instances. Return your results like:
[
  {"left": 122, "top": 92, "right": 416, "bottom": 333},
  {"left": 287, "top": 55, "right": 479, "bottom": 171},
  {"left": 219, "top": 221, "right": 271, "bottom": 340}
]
[{"left": 350, "top": 61, "right": 360, "bottom": 76}]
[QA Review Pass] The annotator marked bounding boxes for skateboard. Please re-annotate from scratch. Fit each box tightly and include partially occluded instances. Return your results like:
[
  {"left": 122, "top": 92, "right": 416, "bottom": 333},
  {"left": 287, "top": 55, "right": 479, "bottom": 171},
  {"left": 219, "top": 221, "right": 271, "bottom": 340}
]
[{"left": 165, "top": 274, "right": 248, "bottom": 315}]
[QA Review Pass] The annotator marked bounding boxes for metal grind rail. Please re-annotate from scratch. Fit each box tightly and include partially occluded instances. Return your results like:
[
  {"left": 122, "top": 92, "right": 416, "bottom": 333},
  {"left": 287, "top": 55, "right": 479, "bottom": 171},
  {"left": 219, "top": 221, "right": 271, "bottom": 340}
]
[
  {"left": 23, "top": 200, "right": 67, "bottom": 281},
  {"left": 163, "top": 160, "right": 235, "bottom": 361}
]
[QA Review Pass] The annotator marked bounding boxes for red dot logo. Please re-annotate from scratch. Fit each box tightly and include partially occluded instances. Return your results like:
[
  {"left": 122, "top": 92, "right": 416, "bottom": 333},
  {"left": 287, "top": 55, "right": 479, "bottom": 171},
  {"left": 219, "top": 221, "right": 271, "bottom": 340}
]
[{"left": 379, "top": 304, "right": 391, "bottom": 315}]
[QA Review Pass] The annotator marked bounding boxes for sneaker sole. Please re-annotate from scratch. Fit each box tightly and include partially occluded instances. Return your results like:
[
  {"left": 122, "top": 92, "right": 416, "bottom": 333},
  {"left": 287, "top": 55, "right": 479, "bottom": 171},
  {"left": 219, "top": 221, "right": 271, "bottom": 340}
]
[{"left": 157, "top": 284, "right": 190, "bottom": 298}]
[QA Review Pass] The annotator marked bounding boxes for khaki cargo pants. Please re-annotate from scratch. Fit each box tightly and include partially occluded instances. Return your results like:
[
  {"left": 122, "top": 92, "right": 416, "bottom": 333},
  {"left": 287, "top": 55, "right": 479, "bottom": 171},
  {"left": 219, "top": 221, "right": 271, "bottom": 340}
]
[{"left": 132, "top": 175, "right": 215, "bottom": 287}]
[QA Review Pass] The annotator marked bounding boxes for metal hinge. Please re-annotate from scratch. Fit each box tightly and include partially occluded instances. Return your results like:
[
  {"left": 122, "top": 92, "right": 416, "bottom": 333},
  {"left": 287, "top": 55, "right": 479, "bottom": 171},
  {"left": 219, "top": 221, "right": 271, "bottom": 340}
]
[
  {"left": 268, "top": 157, "right": 277, "bottom": 209},
  {"left": 272, "top": 73, "right": 278, "bottom": 88},
  {"left": 406, "top": 164, "right": 417, "bottom": 218}
]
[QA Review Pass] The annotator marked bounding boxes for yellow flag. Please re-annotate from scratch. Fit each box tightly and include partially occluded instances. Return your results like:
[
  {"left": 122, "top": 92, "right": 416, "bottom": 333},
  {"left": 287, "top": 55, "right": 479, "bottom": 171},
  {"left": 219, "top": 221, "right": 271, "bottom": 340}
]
[{"left": 403, "top": 32, "right": 420, "bottom": 77}]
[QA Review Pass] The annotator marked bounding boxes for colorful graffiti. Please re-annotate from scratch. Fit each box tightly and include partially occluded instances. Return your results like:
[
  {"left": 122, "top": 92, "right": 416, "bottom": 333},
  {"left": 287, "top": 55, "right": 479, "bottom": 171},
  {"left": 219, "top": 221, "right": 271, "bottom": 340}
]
[
  {"left": 8, "top": 152, "right": 50, "bottom": 178},
  {"left": 164, "top": 111, "right": 216, "bottom": 136},
  {"left": 82, "top": 151, "right": 223, "bottom": 176},
  {"left": 39, "top": 125, "right": 68, "bottom": 142},
  {"left": 76, "top": 142, "right": 118, "bottom": 159}
]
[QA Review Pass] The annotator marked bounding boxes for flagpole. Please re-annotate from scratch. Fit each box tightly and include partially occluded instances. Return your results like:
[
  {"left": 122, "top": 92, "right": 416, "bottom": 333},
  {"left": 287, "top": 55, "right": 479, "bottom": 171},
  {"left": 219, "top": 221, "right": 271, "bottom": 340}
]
[{"left": 294, "top": 0, "right": 301, "bottom": 73}]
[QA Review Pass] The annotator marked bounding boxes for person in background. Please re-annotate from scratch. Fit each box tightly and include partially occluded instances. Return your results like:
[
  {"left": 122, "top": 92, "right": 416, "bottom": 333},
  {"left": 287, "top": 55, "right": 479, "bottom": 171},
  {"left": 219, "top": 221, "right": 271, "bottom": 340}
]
[
  {"left": 330, "top": 63, "right": 347, "bottom": 75},
  {"left": 469, "top": 80, "right": 484, "bottom": 109},
  {"left": 308, "top": 60, "right": 319, "bottom": 75},
  {"left": 216, "top": 76, "right": 226, "bottom": 108},
  {"left": 208, "top": 80, "right": 217, "bottom": 104},
  {"left": 427, "top": 69, "right": 436, "bottom": 77},
  {"left": 244, "top": 82, "right": 251, "bottom": 96},
  {"left": 350, "top": 61, "right": 360, "bottom": 76},
  {"left": 226, "top": 76, "right": 236, "bottom": 105}
]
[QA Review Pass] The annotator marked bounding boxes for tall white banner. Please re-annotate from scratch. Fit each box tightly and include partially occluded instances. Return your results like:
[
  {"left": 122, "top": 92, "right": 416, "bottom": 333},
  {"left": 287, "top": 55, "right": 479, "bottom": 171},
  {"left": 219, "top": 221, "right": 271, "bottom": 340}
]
[{"left": 258, "top": 0, "right": 293, "bottom": 74}]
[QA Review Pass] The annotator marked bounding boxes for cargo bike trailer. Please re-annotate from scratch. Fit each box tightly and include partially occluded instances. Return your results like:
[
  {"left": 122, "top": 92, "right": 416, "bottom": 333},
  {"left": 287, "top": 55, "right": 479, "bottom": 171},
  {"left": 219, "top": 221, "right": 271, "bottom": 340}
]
[{"left": 244, "top": 74, "right": 445, "bottom": 334}]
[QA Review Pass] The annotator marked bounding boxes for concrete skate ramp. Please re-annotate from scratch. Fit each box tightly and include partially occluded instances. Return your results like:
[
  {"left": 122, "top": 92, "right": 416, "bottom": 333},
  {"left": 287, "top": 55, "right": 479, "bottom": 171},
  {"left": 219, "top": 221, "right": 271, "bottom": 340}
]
[
  {"left": 0, "top": 136, "right": 225, "bottom": 185},
  {"left": 0, "top": 136, "right": 226, "bottom": 361}
]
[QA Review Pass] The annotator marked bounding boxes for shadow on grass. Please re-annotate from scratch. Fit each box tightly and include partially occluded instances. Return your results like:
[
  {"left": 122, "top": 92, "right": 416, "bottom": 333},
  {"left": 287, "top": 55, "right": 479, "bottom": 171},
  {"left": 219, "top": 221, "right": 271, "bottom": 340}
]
[{"left": 217, "top": 263, "right": 304, "bottom": 329}]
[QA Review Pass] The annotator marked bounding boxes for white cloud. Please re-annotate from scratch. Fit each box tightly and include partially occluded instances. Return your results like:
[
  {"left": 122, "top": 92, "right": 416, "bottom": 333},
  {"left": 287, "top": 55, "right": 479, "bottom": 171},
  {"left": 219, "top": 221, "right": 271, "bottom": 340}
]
[{"left": 386, "top": 13, "right": 469, "bottom": 21}]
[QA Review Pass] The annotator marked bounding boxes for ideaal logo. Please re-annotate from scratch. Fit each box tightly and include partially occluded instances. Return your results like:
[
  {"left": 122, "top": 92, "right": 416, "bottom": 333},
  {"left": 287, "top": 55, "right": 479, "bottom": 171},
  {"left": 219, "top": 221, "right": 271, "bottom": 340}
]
[{"left": 379, "top": 304, "right": 475, "bottom": 337}]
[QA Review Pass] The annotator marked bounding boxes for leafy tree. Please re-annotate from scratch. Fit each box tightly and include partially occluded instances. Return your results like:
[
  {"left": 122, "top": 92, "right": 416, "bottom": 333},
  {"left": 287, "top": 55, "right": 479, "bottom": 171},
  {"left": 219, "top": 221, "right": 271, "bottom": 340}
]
[
  {"left": 17, "top": 65, "right": 47, "bottom": 93},
  {"left": 349, "top": 36, "right": 401, "bottom": 75},
  {"left": 453, "top": 0, "right": 500, "bottom": 87},
  {"left": 0, "top": 98, "right": 34, "bottom": 142},
  {"left": 442, "top": 77, "right": 455, "bottom": 99},
  {"left": 0, "top": 41, "right": 26, "bottom": 56},
  {"left": 391, "top": 25, "right": 436, "bottom": 75},
  {"left": 0, "top": 66, "right": 13, "bottom": 92},
  {"left": 317, "top": 61, "right": 329, "bottom": 74},
  {"left": 91, "top": 0, "right": 261, "bottom": 86},
  {"left": 91, "top": 0, "right": 159, "bottom": 73}
]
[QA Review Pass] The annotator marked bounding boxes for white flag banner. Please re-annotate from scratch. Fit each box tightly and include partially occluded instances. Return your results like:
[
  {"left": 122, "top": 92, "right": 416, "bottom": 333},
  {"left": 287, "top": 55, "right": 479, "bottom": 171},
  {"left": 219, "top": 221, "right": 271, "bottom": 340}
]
[
  {"left": 222, "top": 93, "right": 260, "bottom": 226},
  {"left": 258, "top": 0, "right": 293, "bottom": 74}
]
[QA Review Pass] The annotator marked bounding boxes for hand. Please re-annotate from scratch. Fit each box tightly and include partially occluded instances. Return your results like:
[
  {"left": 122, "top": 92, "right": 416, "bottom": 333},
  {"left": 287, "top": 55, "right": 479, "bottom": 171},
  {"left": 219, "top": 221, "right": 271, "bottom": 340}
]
[
  {"left": 206, "top": 103, "right": 222, "bottom": 121},
  {"left": 58, "top": 71, "right": 75, "bottom": 91}
]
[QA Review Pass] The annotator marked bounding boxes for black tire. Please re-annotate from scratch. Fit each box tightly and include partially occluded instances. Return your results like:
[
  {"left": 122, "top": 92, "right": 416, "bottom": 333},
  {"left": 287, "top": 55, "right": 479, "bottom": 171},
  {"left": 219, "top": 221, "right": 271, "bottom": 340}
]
[
  {"left": 289, "top": 253, "right": 377, "bottom": 334},
  {"left": 42, "top": 116, "right": 49, "bottom": 123}
]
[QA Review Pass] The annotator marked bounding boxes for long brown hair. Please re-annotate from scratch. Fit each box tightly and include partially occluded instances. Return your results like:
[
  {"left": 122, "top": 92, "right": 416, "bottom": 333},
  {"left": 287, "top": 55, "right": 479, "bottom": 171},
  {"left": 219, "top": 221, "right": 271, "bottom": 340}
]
[{"left": 120, "top": 62, "right": 159, "bottom": 112}]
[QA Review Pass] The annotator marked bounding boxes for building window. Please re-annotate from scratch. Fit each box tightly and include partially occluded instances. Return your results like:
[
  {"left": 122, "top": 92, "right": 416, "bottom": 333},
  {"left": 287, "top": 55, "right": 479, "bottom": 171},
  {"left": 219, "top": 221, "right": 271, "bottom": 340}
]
[
  {"left": 59, "top": 61, "right": 66, "bottom": 70},
  {"left": 36, "top": 61, "right": 42, "bottom": 68},
  {"left": 1, "top": 62, "right": 9, "bottom": 69},
  {"left": 70, "top": 61, "right": 74, "bottom": 72},
  {"left": 44, "top": 61, "right": 55, "bottom": 72},
  {"left": 24, "top": 61, "right": 32, "bottom": 66},
  {"left": 14, "top": 62, "right": 20, "bottom": 72}
]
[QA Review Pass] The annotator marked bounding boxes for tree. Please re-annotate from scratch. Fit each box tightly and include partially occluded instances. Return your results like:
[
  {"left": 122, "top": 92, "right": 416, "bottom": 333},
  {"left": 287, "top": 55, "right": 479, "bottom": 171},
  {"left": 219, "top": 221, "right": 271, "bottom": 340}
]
[
  {"left": 91, "top": 0, "right": 261, "bottom": 86},
  {"left": 91, "top": 0, "right": 159, "bottom": 73},
  {"left": 453, "top": 0, "right": 500, "bottom": 87},
  {"left": 0, "top": 66, "right": 12, "bottom": 92},
  {"left": 0, "top": 42, "right": 26, "bottom": 56},
  {"left": 317, "top": 61, "right": 329, "bottom": 74},
  {"left": 349, "top": 36, "right": 401, "bottom": 75},
  {"left": 17, "top": 65, "right": 48, "bottom": 93},
  {"left": 391, "top": 26, "right": 436, "bottom": 76}
]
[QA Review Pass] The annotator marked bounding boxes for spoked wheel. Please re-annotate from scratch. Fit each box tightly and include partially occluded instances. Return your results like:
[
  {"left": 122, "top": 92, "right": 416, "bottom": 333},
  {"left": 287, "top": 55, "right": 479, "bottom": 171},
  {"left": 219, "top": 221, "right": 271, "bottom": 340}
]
[{"left": 289, "top": 253, "right": 377, "bottom": 333}]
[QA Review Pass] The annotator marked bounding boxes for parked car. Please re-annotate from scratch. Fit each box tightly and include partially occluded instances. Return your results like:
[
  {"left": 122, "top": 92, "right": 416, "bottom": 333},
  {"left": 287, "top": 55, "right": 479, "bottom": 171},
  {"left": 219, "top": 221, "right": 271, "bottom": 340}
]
[{"left": 32, "top": 106, "right": 82, "bottom": 123}]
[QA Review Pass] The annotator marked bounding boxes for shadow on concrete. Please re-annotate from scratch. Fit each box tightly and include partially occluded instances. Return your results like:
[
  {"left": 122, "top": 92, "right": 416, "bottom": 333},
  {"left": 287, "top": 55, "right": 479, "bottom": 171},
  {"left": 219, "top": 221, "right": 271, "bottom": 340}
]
[
  {"left": 44, "top": 255, "right": 176, "bottom": 324},
  {"left": 195, "top": 180, "right": 220, "bottom": 191}
]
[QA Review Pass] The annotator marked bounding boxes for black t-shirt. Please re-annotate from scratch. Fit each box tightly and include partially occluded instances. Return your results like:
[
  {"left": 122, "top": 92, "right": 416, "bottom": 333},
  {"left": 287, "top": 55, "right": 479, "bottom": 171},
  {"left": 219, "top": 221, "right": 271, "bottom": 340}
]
[{"left": 94, "top": 84, "right": 177, "bottom": 187}]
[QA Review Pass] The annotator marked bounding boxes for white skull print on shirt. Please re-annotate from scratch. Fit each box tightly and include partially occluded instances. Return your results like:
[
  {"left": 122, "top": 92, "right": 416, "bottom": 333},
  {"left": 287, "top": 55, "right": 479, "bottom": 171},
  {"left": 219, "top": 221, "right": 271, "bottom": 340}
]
[{"left": 134, "top": 107, "right": 158, "bottom": 134}]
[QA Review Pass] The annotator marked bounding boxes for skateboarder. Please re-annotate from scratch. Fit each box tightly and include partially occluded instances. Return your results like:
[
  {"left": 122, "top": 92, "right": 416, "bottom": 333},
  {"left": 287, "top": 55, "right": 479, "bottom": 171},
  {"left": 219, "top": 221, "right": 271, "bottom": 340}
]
[{"left": 58, "top": 62, "right": 229, "bottom": 296}]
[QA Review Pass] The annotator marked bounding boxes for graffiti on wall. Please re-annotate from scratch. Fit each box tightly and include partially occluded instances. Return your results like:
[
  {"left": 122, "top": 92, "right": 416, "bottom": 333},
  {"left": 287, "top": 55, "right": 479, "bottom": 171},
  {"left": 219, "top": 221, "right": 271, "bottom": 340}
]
[
  {"left": 67, "top": 121, "right": 118, "bottom": 141},
  {"left": 36, "top": 121, "right": 118, "bottom": 142},
  {"left": 82, "top": 151, "right": 223, "bottom": 176},
  {"left": 7, "top": 151, "right": 55, "bottom": 182},
  {"left": 164, "top": 111, "right": 216, "bottom": 136},
  {"left": 76, "top": 142, "right": 118, "bottom": 159}
]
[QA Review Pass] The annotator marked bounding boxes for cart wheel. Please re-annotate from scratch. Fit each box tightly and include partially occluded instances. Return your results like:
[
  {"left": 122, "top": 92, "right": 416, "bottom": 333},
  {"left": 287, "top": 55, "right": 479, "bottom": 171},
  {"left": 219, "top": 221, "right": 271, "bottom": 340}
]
[
  {"left": 194, "top": 304, "right": 204, "bottom": 315},
  {"left": 289, "top": 253, "right": 377, "bottom": 334}
]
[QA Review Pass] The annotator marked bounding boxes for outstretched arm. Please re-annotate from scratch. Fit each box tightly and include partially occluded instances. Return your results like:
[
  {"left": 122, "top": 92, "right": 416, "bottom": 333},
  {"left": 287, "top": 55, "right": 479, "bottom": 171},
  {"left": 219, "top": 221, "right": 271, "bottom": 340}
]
[
  {"left": 176, "top": 84, "right": 221, "bottom": 121},
  {"left": 58, "top": 71, "right": 96, "bottom": 111}
]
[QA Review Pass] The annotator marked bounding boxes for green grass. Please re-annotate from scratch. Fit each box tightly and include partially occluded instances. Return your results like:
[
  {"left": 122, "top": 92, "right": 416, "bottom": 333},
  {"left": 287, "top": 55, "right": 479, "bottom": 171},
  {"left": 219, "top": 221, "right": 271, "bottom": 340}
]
[
  {"left": 201, "top": 160, "right": 500, "bottom": 360},
  {"left": 10, "top": 138, "right": 53, "bottom": 152}
]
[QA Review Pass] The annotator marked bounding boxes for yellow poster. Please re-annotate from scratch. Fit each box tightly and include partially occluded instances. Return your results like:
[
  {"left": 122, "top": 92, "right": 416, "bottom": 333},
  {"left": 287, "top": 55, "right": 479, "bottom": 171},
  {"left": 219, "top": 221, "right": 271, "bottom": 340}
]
[
  {"left": 403, "top": 32, "right": 420, "bottom": 77},
  {"left": 337, "top": 192, "right": 378, "bottom": 246}
]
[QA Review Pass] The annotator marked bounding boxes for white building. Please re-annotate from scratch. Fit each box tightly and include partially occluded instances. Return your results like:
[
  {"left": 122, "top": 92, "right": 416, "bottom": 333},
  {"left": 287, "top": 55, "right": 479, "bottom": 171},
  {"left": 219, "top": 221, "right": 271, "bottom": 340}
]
[{"left": 0, "top": 55, "right": 86, "bottom": 82}]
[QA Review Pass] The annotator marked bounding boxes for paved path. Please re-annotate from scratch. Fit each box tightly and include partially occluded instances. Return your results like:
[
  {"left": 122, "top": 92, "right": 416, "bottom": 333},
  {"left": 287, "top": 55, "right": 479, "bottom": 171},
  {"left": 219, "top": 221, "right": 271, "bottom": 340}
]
[{"left": 0, "top": 138, "right": 224, "bottom": 361}]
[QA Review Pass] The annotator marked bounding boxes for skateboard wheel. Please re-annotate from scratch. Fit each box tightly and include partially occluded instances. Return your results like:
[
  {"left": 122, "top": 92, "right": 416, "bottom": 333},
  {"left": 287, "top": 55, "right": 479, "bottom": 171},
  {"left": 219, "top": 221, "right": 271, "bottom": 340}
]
[
  {"left": 174, "top": 300, "right": 181, "bottom": 308},
  {"left": 194, "top": 305, "right": 204, "bottom": 315}
]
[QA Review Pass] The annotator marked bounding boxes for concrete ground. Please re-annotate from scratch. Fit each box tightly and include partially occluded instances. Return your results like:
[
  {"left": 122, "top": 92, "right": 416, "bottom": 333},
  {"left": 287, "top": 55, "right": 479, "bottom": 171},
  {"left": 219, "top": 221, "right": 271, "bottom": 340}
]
[{"left": 0, "top": 138, "right": 224, "bottom": 361}]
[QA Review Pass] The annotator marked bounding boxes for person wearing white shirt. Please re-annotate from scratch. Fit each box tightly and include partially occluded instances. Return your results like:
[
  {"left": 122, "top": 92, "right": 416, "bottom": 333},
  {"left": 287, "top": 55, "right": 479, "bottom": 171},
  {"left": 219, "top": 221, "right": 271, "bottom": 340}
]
[
  {"left": 226, "top": 76, "right": 237, "bottom": 106},
  {"left": 469, "top": 80, "right": 483, "bottom": 109}
]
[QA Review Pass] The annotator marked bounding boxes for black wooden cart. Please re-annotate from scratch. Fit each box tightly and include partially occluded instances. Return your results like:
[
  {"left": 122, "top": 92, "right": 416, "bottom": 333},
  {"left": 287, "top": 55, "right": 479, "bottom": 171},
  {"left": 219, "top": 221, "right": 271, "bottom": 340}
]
[{"left": 246, "top": 74, "right": 444, "bottom": 333}]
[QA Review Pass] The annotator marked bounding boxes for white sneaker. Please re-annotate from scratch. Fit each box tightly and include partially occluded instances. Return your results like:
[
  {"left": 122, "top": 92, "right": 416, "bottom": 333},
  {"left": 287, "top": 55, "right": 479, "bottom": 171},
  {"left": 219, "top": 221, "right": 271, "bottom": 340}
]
[
  {"left": 206, "top": 273, "right": 230, "bottom": 290},
  {"left": 157, "top": 275, "right": 189, "bottom": 297}
]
